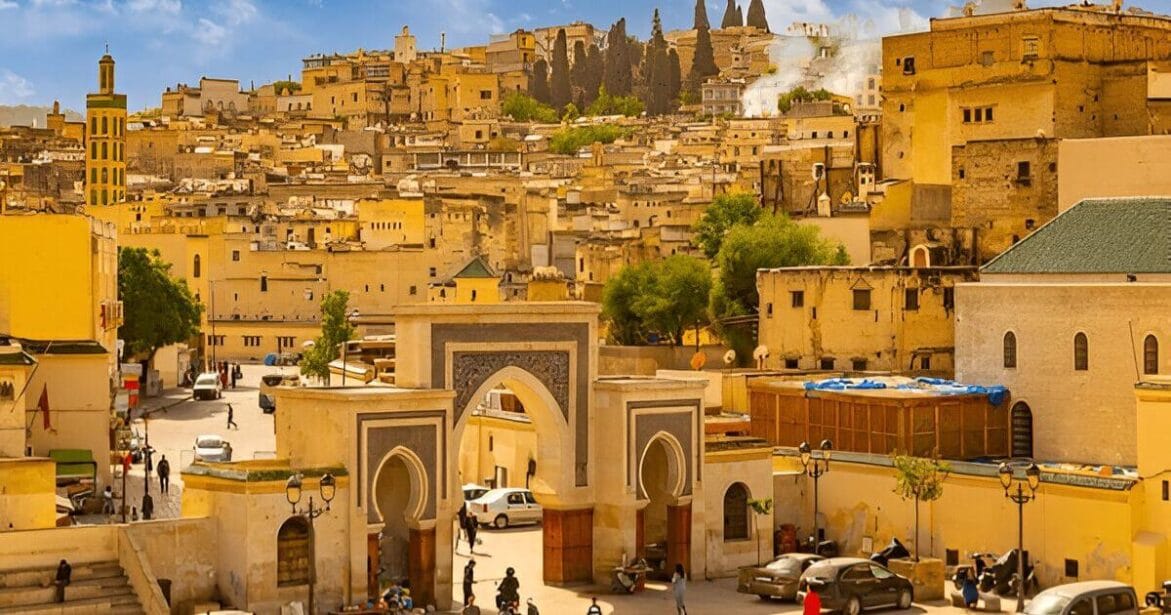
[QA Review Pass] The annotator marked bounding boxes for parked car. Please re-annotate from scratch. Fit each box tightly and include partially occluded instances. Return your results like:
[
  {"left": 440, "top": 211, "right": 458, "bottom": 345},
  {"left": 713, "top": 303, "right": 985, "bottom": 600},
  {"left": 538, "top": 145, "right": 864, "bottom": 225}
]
[
  {"left": 1025, "top": 581, "right": 1138, "bottom": 615},
  {"left": 462, "top": 483, "right": 490, "bottom": 503},
  {"left": 259, "top": 373, "right": 298, "bottom": 414},
  {"left": 193, "top": 434, "right": 232, "bottom": 462},
  {"left": 797, "top": 558, "right": 914, "bottom": 615},
  {"left": 468, "top": 487, "right": 542, "bottom": 529},
  {"left": 192, "top": 372, "right": 223, "bottom": 400},
  {"left": 738, "top": 553, "right": 825, "bottom": 600}
]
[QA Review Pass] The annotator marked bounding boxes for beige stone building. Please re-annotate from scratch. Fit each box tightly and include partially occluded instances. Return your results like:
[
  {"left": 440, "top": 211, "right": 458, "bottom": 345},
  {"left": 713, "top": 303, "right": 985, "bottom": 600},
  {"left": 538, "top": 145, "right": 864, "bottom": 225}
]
[
  {"left": 956, "top": 197, "right": 1171, "bottom": 467},
  {"left": 757, "top": 265, "right": 978, "bottom": 375},
  {"left": 1058, "top": 134, "right": 1171, "bottom": 211}
]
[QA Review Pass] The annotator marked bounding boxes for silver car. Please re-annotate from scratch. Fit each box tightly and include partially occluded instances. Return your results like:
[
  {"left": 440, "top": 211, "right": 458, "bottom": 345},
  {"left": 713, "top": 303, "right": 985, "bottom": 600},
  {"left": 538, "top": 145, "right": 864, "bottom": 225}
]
[
  {"left": 194, "top": 434, "right": 232, "bottom": 462},
  {"left": 1024, "top": 581, "right": 1138, "bottom": 615},
  {"left": 468, "top": 488, "right": 542, "bottom": 529}
]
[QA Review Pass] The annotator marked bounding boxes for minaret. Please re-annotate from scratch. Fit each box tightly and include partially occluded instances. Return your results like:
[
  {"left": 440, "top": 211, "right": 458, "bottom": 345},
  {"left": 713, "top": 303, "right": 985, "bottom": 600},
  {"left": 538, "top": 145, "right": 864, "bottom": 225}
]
[{"left": 85, "top": 50, "right": 127, "bottom": 207}]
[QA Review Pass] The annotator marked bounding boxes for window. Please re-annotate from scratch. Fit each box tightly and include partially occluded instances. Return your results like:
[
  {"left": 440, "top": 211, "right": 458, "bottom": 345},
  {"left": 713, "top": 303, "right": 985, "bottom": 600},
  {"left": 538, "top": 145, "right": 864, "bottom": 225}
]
[
  {"left": 1003, "top": 332, "right": 1017, "bottom": 369},
  {"left": 260, "top": 275, "right": 268, "bottom": 292},
  {"left": 101, "top": 116, "right": 108, "bottom": 135},
  {"left": 507, "top": 493, "right": 524, "bottom": 505},
  {"left": 962, "top": 106, "right": 995, "bottom": 124},
  {"left": 791, "top": 291, "right": 805, "bottom": 308},
  {"left": 1074, "top": 332, "right": 1088, "bottom": 370},
  {"left": 902, "top": 56, "right": 916, "bottom": 75},
  {"left": 1070, "top": 599, "right": 1093, "bottom": 615},
  {"left": 480, "top": 90, "right": 492, "bottom": 100},
  {"left": 1063, "top": 558, "right": 1080, "bottom": 578},
  {"left": 852, "top": 289, "right": 871, "bottom": 311},
  {"left": 409, "top": 285, "right": 417, "bottom": 296},
  {"left": 1145, "top": 335, "right": 1159, "bottom": 375},
  {"left": 946, "top": 549, "right": 959, "bottom": 566},
  {"left": 980, "top": 50, "right": 994, "bottom": 66},
  {"left": 921, "top": 356, "right": 931, "bottom": 370},
  {"left": 1163, "top": 480, "right": 1169, "bottom": 501},
  {"left": 471, "top": 290, "right": 478, "bottom": 301},
  {"left": 820, "top": 358, "right": 835, "bottom": 370},
  {"left": 785, "top": 358, "right": 799, "bottom": 369},
  {"left": 1011, "top": 402, "right": 1034, "bottom": 458},
  {"left": 963, "top": 109, "right": 971, "bottom": 123},
  {"left": 1100, "top": 592, "right": 1134, "bottom": 614},
  {"left": 843, "top": 565, "right": 874, "bottom": 581},
  {"left": 277, "top": 517, "right": 310, "bottom": 587},
  {"left": 904, "top": 288, "right": 919, "bottom": 311},
  {"left": 232, "top": 250, "right": 240, "bottom": 262},
  {"left": 243, "top": 336, "right": 261, "bottom": 347},
  {"left": 1017, "top": 161, "right": 1031, "bottom": 184},
  {"left": 192, "top": 254, "right": 201, "bottom": 278},
  {"left": 1022, "top": 36, "right": 1040, "bottom": 59},
  {"left": 722, "top": 483, "right": 749, "bottom": 541},
  {"left": 852, "top": 359, "right": 868, "bottom": 371},
  {"left": 870, "top": 565, "right": 894, "bottom": 579},
  {"left": 429, "top": 267, "right": 437, "bottom": 278}
]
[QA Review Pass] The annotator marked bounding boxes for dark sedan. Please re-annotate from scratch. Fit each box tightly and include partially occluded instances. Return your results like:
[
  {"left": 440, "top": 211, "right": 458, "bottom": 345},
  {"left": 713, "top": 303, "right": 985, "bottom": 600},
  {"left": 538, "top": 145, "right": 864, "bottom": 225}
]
[
  {"left": 797, "top": 558, "right": 914, "bottom": 615},
  {"left": 738, "top": 553, "right": 825, "bottom": 600}
]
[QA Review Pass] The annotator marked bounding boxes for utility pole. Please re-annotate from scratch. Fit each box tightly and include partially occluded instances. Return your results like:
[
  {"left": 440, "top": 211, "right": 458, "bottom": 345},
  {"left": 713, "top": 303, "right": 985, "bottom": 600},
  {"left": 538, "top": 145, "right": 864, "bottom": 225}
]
[{"left": 209, "top": 281, "right": 217, "bottom": 369}]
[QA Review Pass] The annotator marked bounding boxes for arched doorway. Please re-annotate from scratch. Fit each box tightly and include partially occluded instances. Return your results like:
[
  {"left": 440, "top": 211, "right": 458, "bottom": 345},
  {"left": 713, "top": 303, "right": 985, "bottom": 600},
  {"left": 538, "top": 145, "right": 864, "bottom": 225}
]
[
  {"left": 1010, "top": 402, "right": 1034, "bottom": 458},
  {"left": 637, "top": 433, "right": 688, "bottom": 580},
  {"left": 371, "top": 448, "right": 430, "bottom": 604}
]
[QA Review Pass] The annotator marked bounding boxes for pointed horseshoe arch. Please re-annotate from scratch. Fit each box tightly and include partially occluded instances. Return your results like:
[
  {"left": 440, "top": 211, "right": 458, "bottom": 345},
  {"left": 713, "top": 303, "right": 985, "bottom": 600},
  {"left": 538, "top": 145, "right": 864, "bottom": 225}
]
[
  {"left": 372, "top": 446, "right": 430, "bottom": 525},
  {"left": 638, "top": 431, "right": 687, "bottom": 501}
]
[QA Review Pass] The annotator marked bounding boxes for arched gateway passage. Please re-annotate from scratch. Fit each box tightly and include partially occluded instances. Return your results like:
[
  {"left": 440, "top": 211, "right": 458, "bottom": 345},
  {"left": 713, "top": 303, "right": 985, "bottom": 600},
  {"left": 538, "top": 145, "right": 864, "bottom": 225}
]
[{"left": 320, "top": 303, "right": 706, "bottom": 611}]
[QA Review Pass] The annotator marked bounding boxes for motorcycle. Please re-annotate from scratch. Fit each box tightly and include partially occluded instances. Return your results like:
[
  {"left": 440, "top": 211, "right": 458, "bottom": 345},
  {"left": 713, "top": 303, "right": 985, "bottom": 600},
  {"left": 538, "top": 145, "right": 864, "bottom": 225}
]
[
  {"left": 870, "top": 538, "right": 911, "bottom": 566},
  {"left": 1144, "top": 581, "right": 1171, "bottom": 613},
  {"left": 978, "top": 549, "right": 1034, "bottom": 596},
  {"left": 804, "top": 536, "right": 840, "bottom": 557}
]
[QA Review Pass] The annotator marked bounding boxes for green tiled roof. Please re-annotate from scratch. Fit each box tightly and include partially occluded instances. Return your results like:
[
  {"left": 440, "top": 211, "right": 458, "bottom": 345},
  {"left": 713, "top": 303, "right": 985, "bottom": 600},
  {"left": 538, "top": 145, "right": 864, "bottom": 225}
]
[
  {"left": 982, "top": 197, "right": 1171, "bottom": 274},
  {"left": 452, "top": 256, "right": 496, "bottom": 279}
]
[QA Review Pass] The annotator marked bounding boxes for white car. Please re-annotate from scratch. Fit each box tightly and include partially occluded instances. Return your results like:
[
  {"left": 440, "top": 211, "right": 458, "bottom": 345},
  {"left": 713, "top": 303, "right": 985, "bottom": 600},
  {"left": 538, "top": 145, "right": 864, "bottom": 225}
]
[
  {"left": 192, "top": 372, "right": 223, "bottom": 401},
  {"left": 468, "top": 488, "right": 542, "bottom": 529},
  {"left": 194, "top": 434, "right": 232, "bottom": 462},
  {"left": 462, "top": 483, "right": 490, "bottom": 503}
]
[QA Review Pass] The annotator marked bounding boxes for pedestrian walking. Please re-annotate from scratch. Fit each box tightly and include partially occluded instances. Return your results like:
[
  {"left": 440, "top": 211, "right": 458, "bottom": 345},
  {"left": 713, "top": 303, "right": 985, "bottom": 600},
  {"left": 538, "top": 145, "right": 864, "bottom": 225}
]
[
  {"left": 671, "top": 563, "right": 687, "bottom": 615},
  {"left": 102, "top": 485, "right": 115, "bottom": 515},
  {"left": 586, "top": 597, "right": 602, "bottom": 615},
  {"left": 230, "top": 364, "right": 238, "bottom": 389},
  {"left": 464, "top": 514, "right": 478, "bottom": 554},
  {"left": 226, "top": 403, "right": 238, "bottom": 430},
  {"left": 157, "top": 455, "right": 171, "bottom": 494},
  {"left": 462, "top": 559, "right": 476, "bottom": 606},
  {"left": 457, "top": 502, "right": 468, "bottom": 545},
  {"left": 141, "top": 493, "right": 154, "bottom": 521},
  {"left": 54, "top": 559, "right": 71, "bottom": 603}
]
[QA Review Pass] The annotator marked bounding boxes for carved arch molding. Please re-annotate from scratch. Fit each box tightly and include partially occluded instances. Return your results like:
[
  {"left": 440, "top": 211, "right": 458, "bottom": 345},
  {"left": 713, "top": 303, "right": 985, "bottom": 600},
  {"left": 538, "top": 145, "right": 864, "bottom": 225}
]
[{"left": 451, "top": 350, "right": 570, "bottom": 423}]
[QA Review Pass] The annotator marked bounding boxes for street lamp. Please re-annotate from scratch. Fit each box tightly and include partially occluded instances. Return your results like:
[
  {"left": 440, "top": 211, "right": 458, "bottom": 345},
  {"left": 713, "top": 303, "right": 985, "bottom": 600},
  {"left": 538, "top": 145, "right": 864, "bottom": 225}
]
[
  {"left": 799, "top": 439, "right": 833, "bottom": 548},
  {"left": 285, "top": 472, "right": 336, "bottom": 615},
  {"left": 998, "top": 461, "right": 1041, "bottom": 613}
]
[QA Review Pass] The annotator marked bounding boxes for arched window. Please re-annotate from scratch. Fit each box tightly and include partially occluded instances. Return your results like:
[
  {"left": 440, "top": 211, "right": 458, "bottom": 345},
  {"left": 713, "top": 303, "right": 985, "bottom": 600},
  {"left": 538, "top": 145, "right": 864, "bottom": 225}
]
[
  {"left": 1145, "top": 335, "right": 1159, "bottom": 375},
  {"left": 1010, "top": 402, "right": 1034, "bottom": 458},
  {"left": 192, "top": 254, "right": 201, "bottom": 279},
  {"left": 1074, "top": 332, "right": 1088, "bottom": 371},
  {"left": 723, "top": 482, "right": 749, "bottom": 541},
  {"left": 276, "top": 516, "right": 310, "bottom": 587},
  {"left": 1003, "top": 332, "right": 1017, "bottom": 369}
]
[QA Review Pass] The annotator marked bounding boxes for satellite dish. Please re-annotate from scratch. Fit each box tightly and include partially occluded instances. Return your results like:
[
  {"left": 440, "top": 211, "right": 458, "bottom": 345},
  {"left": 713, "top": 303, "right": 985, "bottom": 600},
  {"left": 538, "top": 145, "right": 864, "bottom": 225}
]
[
  {"left": 690, "top": 352, "right": 707, "bottom": 371},
  {"left": 723, "top": 350, "right": 737, "bottom": 365},
  {"left": 753, "top": 345, "right": 770, "bottom": 369}
]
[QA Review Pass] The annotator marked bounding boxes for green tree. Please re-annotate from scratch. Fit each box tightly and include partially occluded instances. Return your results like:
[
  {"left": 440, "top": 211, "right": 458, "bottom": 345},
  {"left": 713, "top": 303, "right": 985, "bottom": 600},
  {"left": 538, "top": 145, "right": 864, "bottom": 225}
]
[
  {"left": 687, "top": 0, "right": 719, "bottom": 98},
  {"left": 735, "top": 4, "right": 744, "bottom": 26},
  {"left": 562, "top": 102, "right": 581, "bottom": 121},
  {"left": 571, "top": 40, "right": 589, "bottom": 109},
  {"left": 892, "top": 455, "right": 951, "bottom": 561},
  {"left": 693, "top": 192, "right": 763, "bottom": 259},
  {"left": 531, "top": 58, "right": 551, "bottom": 105},
  {"left": 299, "top": 290, "right": 355, "bottom": 383},
  {"left": 720, "top": 0, "right": 740, "bottom": 27},
  {"left": 548, "top": 124, "right": 629, "bottom": 155},
  {"left": 502, "top": 91, "right": 558, "bottom": 123},
  {"left": 603, "top": 18, "right": 633, "bottom": 96},
  {"left": 778, "top": 86, "right": 832, "bottom": 114},
  {"left": 746, "top": 0, "right": 769, "bottom": 31},
  {"left": 585, "top": 86, "right": 645, "bottom": 117},
  {"left": 667, "top": 49, "right": 682, "bottom": 108},
  {"left": 749, "top": 497, "right": 774, "bottom": 565},
  {"left": 642, "top": 9, "right": 671, "bottom": 116},
  {"left": 695, "top": 0, "right": 711, "bottom": 29},
  {"left": 602, "top": 257, "right": 712, "bottom": 346},
  {"left": 117, "top": 247, "right": 202, "bottom": 366},
  {"left": 583, "top": 43, "right": 605, "bottom": 107},
  {"left": 551, "top": 29, "right": 572, "bottom": 111},
  {"left": 710, "top": 215, "right": 848, "bottom": 361}
]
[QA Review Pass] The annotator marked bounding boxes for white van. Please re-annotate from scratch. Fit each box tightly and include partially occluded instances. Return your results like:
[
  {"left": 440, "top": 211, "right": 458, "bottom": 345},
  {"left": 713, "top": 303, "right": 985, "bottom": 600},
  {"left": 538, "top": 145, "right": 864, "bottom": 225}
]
[{"left": 468, "top": 488, "right": 542, "bottom": 529}]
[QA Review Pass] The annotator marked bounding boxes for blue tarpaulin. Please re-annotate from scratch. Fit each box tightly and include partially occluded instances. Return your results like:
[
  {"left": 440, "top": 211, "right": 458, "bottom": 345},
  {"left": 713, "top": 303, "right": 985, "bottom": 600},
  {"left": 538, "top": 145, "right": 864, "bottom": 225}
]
[{"left": 803, "top": 376, "right": 1008, "bottom": 406}]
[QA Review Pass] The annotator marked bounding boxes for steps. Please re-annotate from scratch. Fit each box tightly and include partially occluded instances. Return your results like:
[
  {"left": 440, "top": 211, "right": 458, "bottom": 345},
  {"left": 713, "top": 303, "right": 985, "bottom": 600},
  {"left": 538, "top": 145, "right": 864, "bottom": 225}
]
[{"left": 0, "top": 560, "right": 145, "bottom": 615}]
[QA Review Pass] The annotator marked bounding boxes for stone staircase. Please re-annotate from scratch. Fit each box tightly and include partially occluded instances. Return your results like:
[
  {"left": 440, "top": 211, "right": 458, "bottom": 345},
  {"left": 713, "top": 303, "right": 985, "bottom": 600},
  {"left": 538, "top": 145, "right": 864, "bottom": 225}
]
[{"left": 0, "top": 560, "right": 145, "bottom": 615}]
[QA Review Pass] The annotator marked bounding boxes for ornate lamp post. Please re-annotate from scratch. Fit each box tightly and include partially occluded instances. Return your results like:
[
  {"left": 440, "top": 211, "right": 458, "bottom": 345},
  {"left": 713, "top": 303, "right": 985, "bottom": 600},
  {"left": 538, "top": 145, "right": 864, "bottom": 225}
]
[
  {"left": 799, "top": 439, "right": 833, "bottom": 547},
  {"left": 998, "top": 461, "right": 1040, "bottom": 613},
  {"left": 285, "top": 472, "right": 336, "bottom": 615}
]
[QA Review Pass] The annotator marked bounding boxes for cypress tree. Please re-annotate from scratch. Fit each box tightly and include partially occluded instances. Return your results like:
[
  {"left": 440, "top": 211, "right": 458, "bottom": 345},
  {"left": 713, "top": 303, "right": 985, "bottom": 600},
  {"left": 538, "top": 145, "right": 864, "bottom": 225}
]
[
  {"left": 571, "top": 40, "right": 589, "bottom": 109},
  {"left": 687, "top": 0, "right": 719, "bottom": 97},
  {"left": 720, "top": 0, "right": 739, "bottom": 28},
  {"left": 736, "top": 4, "right": 743, "bottom": 27},
  {"left": 694, "top": 0, "right": 710, "bottom": 30},
  {"left": 643, "top": 9, "right": 670, "bottom": 115},
  {"left": 531, "top": 58, "right": 551, "bottom": 105},
  {"left": 603, "top": 19, "right": 632, "bottom": 96},
  {"left": 667, "top": 48, "right": 682, "bottom": 109},
  {"left": 746, "top": 0, "right": 769, "bottom": 31},
  {"left": 584, "top": 43, "right": 604, "bottom": 106},
  {"left": 550, "top": 29, "right": 572, "bottom": 111}
]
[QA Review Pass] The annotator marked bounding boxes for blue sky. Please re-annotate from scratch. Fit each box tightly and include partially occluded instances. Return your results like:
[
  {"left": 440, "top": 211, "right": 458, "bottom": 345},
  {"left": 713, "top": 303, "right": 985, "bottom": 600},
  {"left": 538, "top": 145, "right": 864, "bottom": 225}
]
[{"left": 1, "top": 0, "right": 1169, "bottom": 113}]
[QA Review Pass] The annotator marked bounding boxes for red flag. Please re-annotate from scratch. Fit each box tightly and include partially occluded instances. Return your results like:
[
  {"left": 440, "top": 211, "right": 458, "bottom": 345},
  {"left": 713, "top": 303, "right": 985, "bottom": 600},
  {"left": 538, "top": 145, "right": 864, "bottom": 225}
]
[{"left": 38, "top": 385, "right": 50, "bottom": 430}]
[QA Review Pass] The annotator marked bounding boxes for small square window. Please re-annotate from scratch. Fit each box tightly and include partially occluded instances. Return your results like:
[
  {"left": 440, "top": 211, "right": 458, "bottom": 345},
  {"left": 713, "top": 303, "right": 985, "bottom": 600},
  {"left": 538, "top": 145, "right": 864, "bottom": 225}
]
[
  {"left": 429, "top": 267, "right": 437, "bottom": 277},
  {"left": 409, "top": 285, "right": 417, "bottom": 296},
  {"left": 232, "top": 250, "right": 240, "bottom": 261},
  {"left": 921, "top": 356, "right": 932, "bottom": 370},
  {"left": 784, "top": 358, "right": 799, "bottom": 369},
  {"left": 1064, "top": 559, "right": 1079, "bottom": 578},
  {"left": 852, "top": 289, "right": 871, "bottom": 311},
  {"left": 819, "top": 358, "right": 835, "bottom": 370},
  {"left": 902, "top": 57, "right": 916, "bottom": 75},
  {"left": 963, "top": 109, "right": 972, "bottom": 123},
  {"left": 985, "top": 107, "right": 994, "bottom": 122},
  {"left": 904, "top": 288, "right": 920, "bottom": 311},
  {"left": 791, "top": 290, "right": 804, "bottom": 308},
  {"left": 851, "top": 359, "right": 868, "bottom": 371},
  {"left": 945, "top": 549, "right": 959, "bottom": 566}
]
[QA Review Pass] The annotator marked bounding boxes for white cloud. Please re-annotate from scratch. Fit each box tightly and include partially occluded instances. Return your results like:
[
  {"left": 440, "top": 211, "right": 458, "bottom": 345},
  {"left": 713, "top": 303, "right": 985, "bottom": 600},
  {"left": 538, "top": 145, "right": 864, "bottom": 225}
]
[
  {"left": 192, "top": 17, "right": 228, "bottom": 46},
  {"left": 213, "top": 0, "right": 257, "bottom": 28},
  {"left": 0, "top": 69, "right": 35, "bottom": 104},
  {"left": 439, "top": 0, "right": 504, "bottom": 35},
  {"left": 126, "top": 0, "right": 182, "bottom": 13},
  {"left": 0, "top": 1, "right": 17, "bottom": 10}
]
